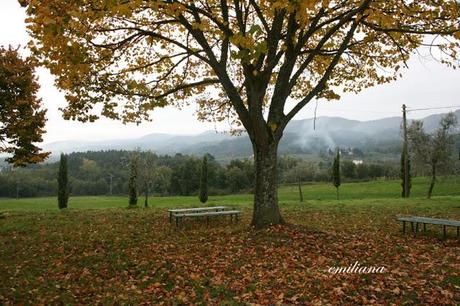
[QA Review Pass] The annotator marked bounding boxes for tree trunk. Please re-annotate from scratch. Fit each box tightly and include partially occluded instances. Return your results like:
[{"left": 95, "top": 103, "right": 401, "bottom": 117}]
[
  {"left": 336, "top": 187, "right": 339, "bottom": 200},
  {"left": 427, "top": 162, "right": 436, "bottom": 199},
  {"left": 251, "top": 142, "right": 284, "bottom": 229}
]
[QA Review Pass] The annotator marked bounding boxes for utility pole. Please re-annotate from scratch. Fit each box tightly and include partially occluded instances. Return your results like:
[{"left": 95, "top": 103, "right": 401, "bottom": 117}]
[{"left": 402, "top": 104, "right": 409, "bottom": 198}]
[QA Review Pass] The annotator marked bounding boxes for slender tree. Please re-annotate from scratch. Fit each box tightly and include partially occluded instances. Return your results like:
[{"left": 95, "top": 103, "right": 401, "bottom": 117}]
[
  {"left": 57, "top": 153, "right": 69, "bottom": 209},
  {"left": 128, "top": 154, "right": 139, "bottom": 207},
  {"left": 199, "top": 155, "right": 209, "bottom": 204},
  {"left": 408, "top": 113, "right": 457, "bottom": 199},
  {"left": 140, "top": 151, "right": 156, "bottom": 208},
  {"left": 23, "top": 0, "right": 460, "bottom": 228},
  {"left": 332, "top": 149, "right": 341, "bottom": 200},
  {"left": 400, "top": 145, "right": 411, "bottom": 198},
  {"left": 0, "top": 46, "right": 49, "bottom": 166}
]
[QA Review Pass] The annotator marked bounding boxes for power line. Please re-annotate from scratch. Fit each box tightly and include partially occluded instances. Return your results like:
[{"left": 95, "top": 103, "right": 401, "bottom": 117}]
[
  {"left": 407, "top": 105, "right": 460, "bottom": 112},
  {"left": 306, "top": 103, "right": 459, "bottom": 119},
  {"left": 312, "top": 106, "right": 400, "bottom": 115}
]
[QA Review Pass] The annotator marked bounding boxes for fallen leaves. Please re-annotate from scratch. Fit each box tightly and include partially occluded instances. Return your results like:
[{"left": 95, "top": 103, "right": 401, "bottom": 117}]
[{"left": 0, "top": 203, "right": 459, "bottom": 305}]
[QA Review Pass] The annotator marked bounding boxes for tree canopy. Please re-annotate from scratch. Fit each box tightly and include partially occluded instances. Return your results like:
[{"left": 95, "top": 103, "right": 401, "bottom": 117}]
[
  {"left": 0, "top": 46, "right": 49, "bottom": 166},
  {"left": 23, "top": 0, "right": 460, "bottom": 133}
]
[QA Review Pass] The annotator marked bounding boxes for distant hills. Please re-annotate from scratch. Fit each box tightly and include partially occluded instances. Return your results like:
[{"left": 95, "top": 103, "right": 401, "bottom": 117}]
[{"left": 43, "top": 109, "right": 460, "bottom": 161}]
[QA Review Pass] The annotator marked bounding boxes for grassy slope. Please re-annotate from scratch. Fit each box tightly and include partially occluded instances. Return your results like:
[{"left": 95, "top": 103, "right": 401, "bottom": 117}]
[{"left": 0, "top": 176, "right": 459, "bottom": 304}]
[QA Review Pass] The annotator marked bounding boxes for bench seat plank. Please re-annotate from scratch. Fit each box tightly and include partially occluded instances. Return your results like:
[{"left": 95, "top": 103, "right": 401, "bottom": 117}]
[
  {"left": 174, "top": 210, "right": 241, "bottom": 228},
  {"left": 168, "top": 206, "right": 227, "bottom": 213},
  {"left": 397, "top": 216, "right": 460, "bottom": 227},
  {"left": 175, "top": 210, "right": 240, "bottom": 218}
]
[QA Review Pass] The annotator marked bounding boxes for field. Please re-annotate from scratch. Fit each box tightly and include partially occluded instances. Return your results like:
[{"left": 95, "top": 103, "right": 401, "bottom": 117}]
[{"left": 1, "top": 177, "right": 459, "bottom": 304}]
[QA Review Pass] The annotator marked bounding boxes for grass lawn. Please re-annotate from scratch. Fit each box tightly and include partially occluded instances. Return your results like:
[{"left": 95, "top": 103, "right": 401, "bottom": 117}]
[{"left": 0, "top": 177, "right": 459, "bottom": 304}]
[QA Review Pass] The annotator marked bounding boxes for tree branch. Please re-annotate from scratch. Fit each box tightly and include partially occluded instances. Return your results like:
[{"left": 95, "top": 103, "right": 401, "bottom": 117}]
[{"left": 282, "top": 19, "right": 362, "bottom": 131}]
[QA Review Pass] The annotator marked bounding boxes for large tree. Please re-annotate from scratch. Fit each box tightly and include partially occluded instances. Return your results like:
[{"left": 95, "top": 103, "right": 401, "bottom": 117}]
[
  {"left": 0, "top": 46, "right": 49, "bottom": 166},
  {"left": 22, "top": 0, "right": 460, "bottom": 228}
]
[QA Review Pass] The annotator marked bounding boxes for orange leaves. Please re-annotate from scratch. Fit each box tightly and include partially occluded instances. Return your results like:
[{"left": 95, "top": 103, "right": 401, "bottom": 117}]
[
  {"left": 298, "top": 0, "right": 317, "bottom": 11},
  {"left": 321, "top": 0, "right": 331, "bottom": 9},
  {"left": 269, "top": 0, "right": 290, "bottom": 12},
  {"left": 392, "top": 287, "right": 402, "bottom": 295},
  {"left": 366, "top": 11, "right": 396, "bottom": 27},
  {"left": 112, "top": 4, "right": 131, "bottom": 17},
  {"left": 229, "top": 33, "right": 254, "bottom": 49},
  {"left": 161, "top": 1, "right": 186, "bottom": 18}
]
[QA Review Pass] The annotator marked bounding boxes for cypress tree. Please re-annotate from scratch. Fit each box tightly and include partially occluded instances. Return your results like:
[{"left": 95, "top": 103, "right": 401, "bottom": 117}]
[
  {"left": 128, "top": 154, "right": 138, "bottom": 207},
  {"left": 57, "top": 153, "right": 69, "bottom": 209},
  {"left": 400, "top": 145, "right": 412, "bottom": 198},
  {"left": 199, "top": 155, "right": 208, "bottom": 203},
  {"left": 332, "top": 149, "right": 341, "bottom": 200}
]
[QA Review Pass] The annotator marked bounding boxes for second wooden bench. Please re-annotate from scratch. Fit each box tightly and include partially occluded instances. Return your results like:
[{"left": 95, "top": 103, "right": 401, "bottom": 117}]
[{"left": 397, "top": 216, "right": 460, "bottom": 239}]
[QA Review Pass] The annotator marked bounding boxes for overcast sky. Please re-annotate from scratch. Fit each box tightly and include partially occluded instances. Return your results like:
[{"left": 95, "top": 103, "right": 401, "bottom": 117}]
[{"left": 1, "top": 0, "right": 459, "bottom": 144}]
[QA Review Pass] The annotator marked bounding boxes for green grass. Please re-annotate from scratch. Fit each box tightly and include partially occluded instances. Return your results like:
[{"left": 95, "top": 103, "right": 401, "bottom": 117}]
[
  {"left": 0, "top": 176, "right": 459, "bottom": 304},
  {"left": 1, "top": 175, "right": 459, "bottom": 211}
]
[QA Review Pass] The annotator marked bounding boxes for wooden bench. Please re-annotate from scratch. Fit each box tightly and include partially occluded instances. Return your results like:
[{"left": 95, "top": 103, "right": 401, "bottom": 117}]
[
  {"left": 174, "top": 210, "right": 241, "bottom": 228},
  {"left": 168, "top": 206, "right": 227, "bottom": 223},
  {"left": 397, "top": 216, "right": 460, "bottom": 239}
]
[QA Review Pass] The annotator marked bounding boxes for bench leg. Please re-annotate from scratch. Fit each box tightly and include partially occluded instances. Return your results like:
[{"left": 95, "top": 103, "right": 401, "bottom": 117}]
[
  {"left": 169, "top": 212, "right": 172, "bottom": 224},
  {"left": 206, "top": 216, "right": 209, "bottom": 226},
  {"left": 175, "top": 216, "right": 179, "bottom": 228},
  {"left": 415, "top": 223, "right": 419, "bottom": 236},
  {"left": 403, "top": 221, "right": 406, "bottom": 234},
  {"left": 410, "top": 222, "right": 414, "bottom": 233},
  {"left": 423, "top": 223, "right": 426, "bottom": 232},
  {"left": 443, "top": 225, "right": 447, "bottom": 239},
  {"left": 457, "top": 227, "right": 459, "bottom": 238}
]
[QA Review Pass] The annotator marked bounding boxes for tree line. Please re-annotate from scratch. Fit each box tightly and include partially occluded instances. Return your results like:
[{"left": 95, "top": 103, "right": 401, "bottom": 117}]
[{"left": 0, "top": 150, "right": 400, "bottom": 199}]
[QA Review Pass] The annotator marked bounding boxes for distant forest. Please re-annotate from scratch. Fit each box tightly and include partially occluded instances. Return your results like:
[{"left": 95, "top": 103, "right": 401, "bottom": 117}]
[{"left": 0, "top": 150, "right": 407, "bottom": 198}]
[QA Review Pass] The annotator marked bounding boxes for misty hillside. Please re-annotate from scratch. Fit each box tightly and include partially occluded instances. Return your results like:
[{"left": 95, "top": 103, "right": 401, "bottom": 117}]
[{"left": 44, "top": 110, "right": 460, "bottom": 160}]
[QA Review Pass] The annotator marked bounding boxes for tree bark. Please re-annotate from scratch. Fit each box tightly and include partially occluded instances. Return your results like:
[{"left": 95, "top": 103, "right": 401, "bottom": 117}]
[
  {"left": 427, "top": 162, "right": 436, "bottom": 199},
  {"left": 251, "top": 142, "right": 284, "bottom": 229}
]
